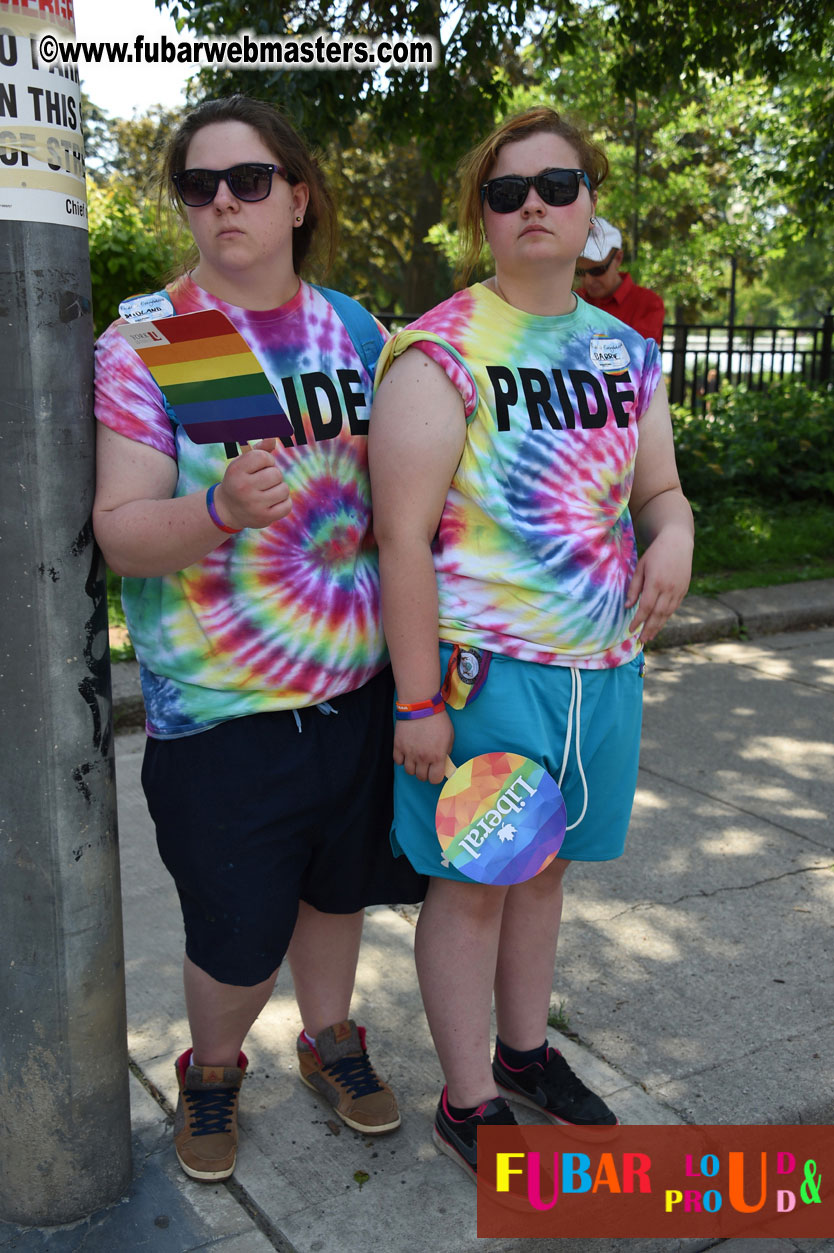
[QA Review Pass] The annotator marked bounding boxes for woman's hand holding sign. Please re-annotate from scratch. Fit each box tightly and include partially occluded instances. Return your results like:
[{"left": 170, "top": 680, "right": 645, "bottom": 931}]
[{"left": 213, "top": 437, "right": 292, "bottom": 531}]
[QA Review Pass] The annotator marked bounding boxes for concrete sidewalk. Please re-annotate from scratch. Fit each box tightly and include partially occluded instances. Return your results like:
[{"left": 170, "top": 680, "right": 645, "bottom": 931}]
[{"left": 2, "top": 582, "right": 833, "bottom": 1252}]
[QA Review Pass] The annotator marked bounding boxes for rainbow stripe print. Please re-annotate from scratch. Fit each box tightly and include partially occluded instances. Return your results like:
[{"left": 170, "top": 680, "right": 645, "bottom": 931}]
[{"left": 117, "top": 309, "right": 292, "bottom": 446}]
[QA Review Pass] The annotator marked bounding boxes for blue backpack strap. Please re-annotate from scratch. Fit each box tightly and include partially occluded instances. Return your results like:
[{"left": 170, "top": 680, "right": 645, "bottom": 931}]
[{"left": 311, "top": 284, "right": 385, "bottom": 376}]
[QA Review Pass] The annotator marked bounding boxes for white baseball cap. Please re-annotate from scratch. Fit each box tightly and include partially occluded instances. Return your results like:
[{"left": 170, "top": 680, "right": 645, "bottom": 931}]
[{"left": 581, "top": 217, "right": 622, "bottom": 263}]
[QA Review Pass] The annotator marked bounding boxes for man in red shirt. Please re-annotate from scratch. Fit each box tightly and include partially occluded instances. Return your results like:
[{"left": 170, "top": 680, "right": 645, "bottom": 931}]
[{"left": 576, "top": 218, "right": 665, "bottom": 343}]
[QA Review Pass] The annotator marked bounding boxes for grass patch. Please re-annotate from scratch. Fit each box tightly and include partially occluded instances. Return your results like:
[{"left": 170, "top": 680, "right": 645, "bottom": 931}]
[
  {"left": 547, "top": 999, "right": 571, "bottom": 1033},
  {"left": 689, "top": 500, "right": 834, "bottom": 596},
  {"left": 107, "top": 567, "right": 135, "bottom": 662},
  {"left": 547, "top": 999, "right": 581, "bottom": 1042}
]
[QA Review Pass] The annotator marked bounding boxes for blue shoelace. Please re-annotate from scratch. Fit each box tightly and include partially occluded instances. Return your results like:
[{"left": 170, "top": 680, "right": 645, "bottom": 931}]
[
  {"left": 185, "top": 1087, "right": 238, "bottom": 1136},
  {"left": 325, "top": 1052, "right": 383, "bottom": 1099}
]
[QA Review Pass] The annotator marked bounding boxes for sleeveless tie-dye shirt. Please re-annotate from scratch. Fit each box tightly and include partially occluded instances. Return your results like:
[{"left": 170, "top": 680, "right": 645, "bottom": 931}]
[
  {"left": 376, "top": 283, "right": 661, "bottom": 669},
  {"left": 95, "top": 276, "right": 386, "bottom": 737}
]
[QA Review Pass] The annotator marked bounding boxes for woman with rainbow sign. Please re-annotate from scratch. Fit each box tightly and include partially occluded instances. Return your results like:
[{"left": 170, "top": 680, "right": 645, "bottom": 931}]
[
  {"left": 93, "top": 97, "right": 425, "bottom": 1185},
  {"left": 369, "top": 106, "right": 693, "bottom": 1183}
]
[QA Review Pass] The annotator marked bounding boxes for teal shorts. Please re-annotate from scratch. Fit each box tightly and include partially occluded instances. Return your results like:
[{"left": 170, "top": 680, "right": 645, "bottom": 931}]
[{"left": 392, "top": 645, "right": 644, "bottom": 880}]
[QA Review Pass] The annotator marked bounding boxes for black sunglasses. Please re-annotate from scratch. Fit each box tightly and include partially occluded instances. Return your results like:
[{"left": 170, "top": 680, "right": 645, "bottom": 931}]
[
  {"left": 576, "top": 251, "right": 618, "bottom": 278},
  {"left": 173, "top": 162, "right": 293, "bottom": 207},
  {"left": 480, "top": 168, "right": 592, "bottom": 214}
]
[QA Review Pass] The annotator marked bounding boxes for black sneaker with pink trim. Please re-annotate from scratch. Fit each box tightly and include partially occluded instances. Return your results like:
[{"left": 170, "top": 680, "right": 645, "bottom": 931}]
[
  {"left": 493, "top": 1043, "right": 618, "bottom": 1126},
  {"left": 432, "top": 1086, "right": 517, "bottom": 1182}
]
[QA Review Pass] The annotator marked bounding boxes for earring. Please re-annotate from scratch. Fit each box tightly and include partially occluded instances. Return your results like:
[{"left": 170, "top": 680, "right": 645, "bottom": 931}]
[{"left": 295, "top": 216, "right": 302, "bottom": 223}]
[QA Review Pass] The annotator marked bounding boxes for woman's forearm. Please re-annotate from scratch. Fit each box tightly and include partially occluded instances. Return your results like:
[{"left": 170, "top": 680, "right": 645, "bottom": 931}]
[
  {"left": 94, "top": 433, "right": 291, "bottom": 577},
  {"left": 632, "top": 485, "right": 694, "bottom": 551},
  {"left": 93, "top": 490, "right": 234, "bottom": 578},
  {"left": 378, "top": 535, "right": 443, "bottom": 703}
]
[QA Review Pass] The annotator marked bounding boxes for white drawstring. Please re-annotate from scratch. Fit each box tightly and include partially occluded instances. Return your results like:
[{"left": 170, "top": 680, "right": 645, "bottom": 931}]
[
  {"left": 557, "top": 669, "right": 588, "bottom": 831},
  {"left": 292, "top": 701, "right": 339, "bottom": 733}
]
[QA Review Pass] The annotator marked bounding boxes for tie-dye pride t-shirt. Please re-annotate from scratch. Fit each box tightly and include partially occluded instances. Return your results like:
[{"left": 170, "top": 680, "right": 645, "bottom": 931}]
[
  {"left": 376, "top": 283, "right": 661, "bottom": 669},
  {"left": 94, "top": 276, "right": 387, "bottom": 737}
]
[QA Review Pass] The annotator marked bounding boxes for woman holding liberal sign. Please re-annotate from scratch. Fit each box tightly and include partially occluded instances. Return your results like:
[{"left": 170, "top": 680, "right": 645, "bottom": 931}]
[
  {"left": 368, "top": 106, "right": 693, "bottom": 1181},
  {"left": 92, "top": 96, "right": 425, "bottom": 1184}
]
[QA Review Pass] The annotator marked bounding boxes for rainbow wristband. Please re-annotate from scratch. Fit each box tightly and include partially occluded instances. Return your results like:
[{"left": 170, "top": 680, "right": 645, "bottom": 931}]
[
  {"left": 395, "top": 690, "right": 445, "bottom": 721},
  {"left": 206, "top": 483, "right": 242, "bottom": 534}
]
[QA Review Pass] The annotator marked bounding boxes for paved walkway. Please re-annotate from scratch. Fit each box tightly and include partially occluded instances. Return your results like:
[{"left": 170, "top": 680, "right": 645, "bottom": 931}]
[{"left": 2, "top": 581, "right": 833, "bottom": 1252}]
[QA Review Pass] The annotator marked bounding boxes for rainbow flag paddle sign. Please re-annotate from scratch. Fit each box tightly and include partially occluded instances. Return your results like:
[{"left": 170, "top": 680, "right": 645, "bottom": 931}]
[{"left": 117, "top": 310, "right": 293, "bottom": 452}]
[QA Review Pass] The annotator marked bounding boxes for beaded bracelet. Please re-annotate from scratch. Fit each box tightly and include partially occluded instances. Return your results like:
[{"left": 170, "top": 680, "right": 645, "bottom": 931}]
[
  {"left": 395, "top": 690, "right": 445, "bottom": 721},
  {"left": 206, "top": 483, "right": 242, "bottom": 534}
]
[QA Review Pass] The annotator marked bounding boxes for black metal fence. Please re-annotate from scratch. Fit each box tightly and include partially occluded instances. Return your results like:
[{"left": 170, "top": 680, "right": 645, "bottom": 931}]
[
  {"left": 378, "top": 312, "right": 834, "bottom": 414},
  {"left": 663, "top": 315, "right": 833, "bottom": 410}
]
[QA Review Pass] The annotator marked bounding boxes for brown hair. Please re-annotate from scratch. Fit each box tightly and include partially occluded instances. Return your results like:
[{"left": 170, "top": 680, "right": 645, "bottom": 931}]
[
  {"left": 159, "top": 95, "right": 337, "bottom": 278},
  {"left": 456, "top": 106, "right": 608, "bottom": 286}
]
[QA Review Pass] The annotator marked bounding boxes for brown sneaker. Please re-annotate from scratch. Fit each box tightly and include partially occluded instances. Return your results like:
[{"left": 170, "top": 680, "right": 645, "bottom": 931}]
[
  {"left": 297, "top": 1020, "right": 401, "bottom": 1134},
  {"left": 173, "top": 1049, "right": 247, "bottom": 1181}
]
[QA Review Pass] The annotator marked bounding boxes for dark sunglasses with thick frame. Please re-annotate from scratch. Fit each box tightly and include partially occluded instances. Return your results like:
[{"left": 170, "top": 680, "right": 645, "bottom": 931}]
[
  {"left": 575, "top": 250, "right": 619, "bottom": 278},
  {"left": 172, "top": 162, "right": 295, "bottom": 207},
  {"left": 480, "top": 168, "right": 592, "bottom": 214}
]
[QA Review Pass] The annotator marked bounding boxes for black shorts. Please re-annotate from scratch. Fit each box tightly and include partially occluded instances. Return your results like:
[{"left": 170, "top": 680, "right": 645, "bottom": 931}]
[{"left": 141, "top": 667, "right": 426, "bottom": 986}]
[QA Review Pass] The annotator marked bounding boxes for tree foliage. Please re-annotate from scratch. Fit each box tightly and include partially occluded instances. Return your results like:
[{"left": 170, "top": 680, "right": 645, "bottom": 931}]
[
  {"left": 523, "top": 34, "right": 783, "bottom": 319},
  {"left": 429, "top": 23, "right": 785, "bottom": 320},
  {"left": 84, "top": 102, "right": 189, "bottom": 332},
  {"left": 131, "top": 0, "right": 834, "bottom": 320},
  {"left": 85, "top": 101, "right": 185, "bottom": 196},
  {"left": 160, "top": 0, "right": 584, "bottom": 169},
  {"left": 88, "top": 184, "right": 180, "bottom": 335},
  {"left": 671, "top": 379, "right": 834, "bottom": 506},
  {"left": 602, "top": 0, "right": 834, "bottom": 214},
  {"left": 322, "top": 121, "right": 453, "bottom": 312}
]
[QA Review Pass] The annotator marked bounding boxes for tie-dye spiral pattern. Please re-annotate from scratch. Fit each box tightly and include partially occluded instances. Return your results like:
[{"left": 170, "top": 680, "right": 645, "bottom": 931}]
[
  {"left": 95, "top": 276, "right": 387, "bottom": 737},
  {"left": 376, "top": 283, "right": 661, "bottom": 669}
]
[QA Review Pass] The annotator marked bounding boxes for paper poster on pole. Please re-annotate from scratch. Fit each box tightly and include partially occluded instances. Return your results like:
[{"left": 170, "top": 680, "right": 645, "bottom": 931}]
[{"left": 0, "top": 2, "right": 87, "bottom": 230}]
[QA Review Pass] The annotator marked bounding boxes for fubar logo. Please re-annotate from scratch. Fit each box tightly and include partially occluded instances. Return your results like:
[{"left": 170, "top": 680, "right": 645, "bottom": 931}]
[{"left": 477, "top": 1125, "right": 832, "bottom": 1239}]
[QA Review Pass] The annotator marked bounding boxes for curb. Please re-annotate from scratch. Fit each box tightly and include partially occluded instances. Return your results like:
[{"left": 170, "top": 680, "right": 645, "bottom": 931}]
[
  {"left": 111, "top": 578, "right": 834, "bottom": 733},
  {"left": 652, "top": 578, "right": 834, "bottom": 648},
  {"left": 111, "top": 657, "right": 145, "bottom": 733}
]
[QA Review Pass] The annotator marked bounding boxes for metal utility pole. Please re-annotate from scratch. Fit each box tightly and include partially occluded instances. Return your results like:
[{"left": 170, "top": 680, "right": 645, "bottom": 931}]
[{"left": 0, "top": 2, "right": 131, "bottom": 1225}]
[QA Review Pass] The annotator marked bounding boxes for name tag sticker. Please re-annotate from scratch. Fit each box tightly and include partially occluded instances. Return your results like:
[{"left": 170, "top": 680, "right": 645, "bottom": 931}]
[
  {"left": 119, "top": 291, "right": 177, "bottom": 323},
  {"left": 590, "top": 335, "right": 631, "bottom": 373}
]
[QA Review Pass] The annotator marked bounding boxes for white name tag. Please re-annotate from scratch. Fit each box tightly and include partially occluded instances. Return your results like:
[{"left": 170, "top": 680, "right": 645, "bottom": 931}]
[
  {"left": 118, "top": 291, "right": 176, "bottom": 323},
  {"left": 589, "top": 335, "right": 631, "bottom": 373}
]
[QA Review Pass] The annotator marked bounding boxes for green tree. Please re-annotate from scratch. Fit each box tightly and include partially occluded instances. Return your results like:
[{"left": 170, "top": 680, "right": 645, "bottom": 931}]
[
  {"left": 428, "top": 21, "right": 781, "bottom": 321},
  {"left": 323, "top": 121, "right": 454, "bottom": 313},
  {"left": 603, "top": 0, "right": 834, "bottom": 216},
  {"left": 80, "top": 91, "right": 112, "bottom": 182},
  {"left": 154, "top": 0, "right": 833, "bottom": 320},
  {"left": 84, "top": 102, "right": 185, "bottom": 198},
  {"left": 83, "top": 102, "right": 189, "bottom": 332},
  {"left": 104, "top": 105, "right": 185, "bottom": 198},
  {"left": 732, "top": 221, "right": 834, "bottom": 325},
  {"left": 87, "top": 183, "right": 180, "bottom": 335}
]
